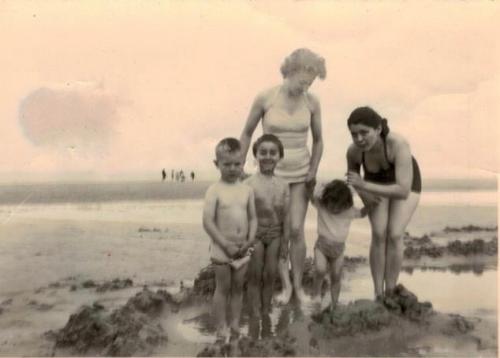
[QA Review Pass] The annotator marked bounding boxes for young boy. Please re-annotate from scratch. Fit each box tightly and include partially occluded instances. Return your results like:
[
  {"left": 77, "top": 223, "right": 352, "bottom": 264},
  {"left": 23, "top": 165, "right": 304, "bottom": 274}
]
[
  {"left": 244, "top": 134, "right": 290, "bottom": 331},
  {"left": 309, "top": 180, "right": 368, "bottom": 313},
  {"left": 202, "top": 137, "right": 258, "bottom": 342}
]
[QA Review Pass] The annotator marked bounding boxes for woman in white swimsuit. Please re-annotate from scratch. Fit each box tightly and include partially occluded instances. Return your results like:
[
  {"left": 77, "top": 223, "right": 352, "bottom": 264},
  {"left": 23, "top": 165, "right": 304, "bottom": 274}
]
[{"left": 240, "top": 48, "right": 326, "bottom": 303}]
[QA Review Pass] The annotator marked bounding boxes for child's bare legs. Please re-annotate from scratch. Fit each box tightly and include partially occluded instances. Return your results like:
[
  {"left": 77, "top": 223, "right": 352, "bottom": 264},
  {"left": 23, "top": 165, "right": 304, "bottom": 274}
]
[
  {"left": 312, "top": 247, "right": 327, "bottom": 304},
  {"left": 213, "top": 264, "right": 231, "bottom": 339},
  {"left": 262, "top": 238, "right": 280, "bottom": 314},
  {"left": 329, "top": 254, "right": 344, "bottom": 311},
  {"left": 247, "top": 241, "right": 264, "bottom": 317},
  {"left": 229, "top": 262, "right": 249, "bottom": 335}
]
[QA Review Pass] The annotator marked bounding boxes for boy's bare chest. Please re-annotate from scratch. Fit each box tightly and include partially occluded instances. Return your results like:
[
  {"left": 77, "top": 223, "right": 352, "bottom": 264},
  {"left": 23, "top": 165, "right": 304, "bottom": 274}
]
[{"left": 217, "top": 190, "right": 248, "bottom": 209}]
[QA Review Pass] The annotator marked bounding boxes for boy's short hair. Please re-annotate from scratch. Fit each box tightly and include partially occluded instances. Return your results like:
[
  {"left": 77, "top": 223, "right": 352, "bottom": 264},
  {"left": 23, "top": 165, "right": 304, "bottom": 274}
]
[
  {"left": 215, "top": 137, "right": 241, "bottom": 159},
  {"left": 252, "top": 134, "right": 284, "bottom": 158},
  {"left": 319, "top": 179, "right": 353, "bottom": 210}
]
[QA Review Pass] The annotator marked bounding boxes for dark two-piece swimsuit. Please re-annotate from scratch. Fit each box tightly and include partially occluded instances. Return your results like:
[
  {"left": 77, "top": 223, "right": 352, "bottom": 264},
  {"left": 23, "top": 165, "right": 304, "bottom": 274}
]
[{"left": 361, "top": 137, "right": 422, "bottom": 193}]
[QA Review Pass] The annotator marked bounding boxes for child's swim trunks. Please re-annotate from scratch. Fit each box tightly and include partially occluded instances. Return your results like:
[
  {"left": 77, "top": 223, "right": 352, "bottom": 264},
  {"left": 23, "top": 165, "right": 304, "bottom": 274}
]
[
  {"left": 256, "top": 224, "right": 282, "bottom": 247},
  {"left": 314, "top": 236, "right": 345, "bottom": 261}
]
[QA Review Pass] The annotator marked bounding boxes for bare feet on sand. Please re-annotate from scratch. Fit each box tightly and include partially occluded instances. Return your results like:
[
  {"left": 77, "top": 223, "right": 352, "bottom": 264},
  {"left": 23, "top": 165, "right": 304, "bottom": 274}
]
[
  {"left": 294, "top": 288, "right": 310, "bottom": 304},
  {"left": 274, "top": 287, "right": 293, "bottom": 305}
]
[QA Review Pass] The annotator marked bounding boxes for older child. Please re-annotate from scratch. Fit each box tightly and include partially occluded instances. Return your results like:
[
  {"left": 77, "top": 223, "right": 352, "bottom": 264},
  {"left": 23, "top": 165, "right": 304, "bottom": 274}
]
[
  {"left": 245, "top": 134, "right": 290, "bottom": 325},
  {"left": 309, "top": 180, "right": 368, "bottom": 313},
  {"left": 202, "top": 138, "right": 258, "bottom": 342}
]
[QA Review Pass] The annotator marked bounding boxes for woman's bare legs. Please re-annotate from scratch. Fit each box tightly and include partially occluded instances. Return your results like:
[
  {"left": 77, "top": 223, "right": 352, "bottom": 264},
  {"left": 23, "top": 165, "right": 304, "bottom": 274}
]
[
  {"left": 288, "top": 182, "right": 309, "bottom": 302},
  {"left": 385, "top": 192, "right": 420, "bottom": 294},
  {"left": 276, "top": 258, "right": 292, "bottom": 304},
  {"left": 275, "top": 182, "right": 309, "bottom": 304},
  {"left": 367, "top": 197, "right": 390, "bottom": 298}
]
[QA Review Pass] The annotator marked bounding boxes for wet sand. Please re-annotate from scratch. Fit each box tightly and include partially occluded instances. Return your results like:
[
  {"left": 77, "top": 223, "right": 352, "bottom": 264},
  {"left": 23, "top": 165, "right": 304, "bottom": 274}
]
[{"left": 0, "top": 213, "right": 496, "bottom": 356}]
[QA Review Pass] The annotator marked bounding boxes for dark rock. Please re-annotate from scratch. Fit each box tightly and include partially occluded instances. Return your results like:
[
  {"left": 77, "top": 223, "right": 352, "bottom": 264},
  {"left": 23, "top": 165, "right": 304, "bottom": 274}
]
[
  {"left": 442, "top": 314, "right": 475, "bottom": 335},
  {"left": 446, "top": 238, "right": 497, "bottom": 256},
  {"left": 54, "top": 287, "right": 171, "bottom": 356},
  {"left": 197, "top": 335, "right": 297, "bottom": 357},
  {"left": 444, "top": 225, "right": 497, "bottom": 233},
  {"left": 311, "top": 300, "right": 393, "bottom": 336},
  {"left": 96, "top": 278, "right": 134, "bottom": 293},
  {"left": 384, "top": 284, "right": 433, "bottom": 323},
  {"left": 192, "top": 266, "right": 216, "bottom": 299},
  {"left": 82, "top": 280, "right": 97, "bottom": 288},
  {"left": 310, "top": 285, "right": 433, "bottom": 338},
  {"left": 1, "top": 298, "right": 13, "bottom": 306}
]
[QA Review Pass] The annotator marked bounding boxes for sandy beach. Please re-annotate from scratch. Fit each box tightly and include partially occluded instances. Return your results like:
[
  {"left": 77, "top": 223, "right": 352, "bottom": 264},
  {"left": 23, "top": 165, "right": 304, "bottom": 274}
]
[{"left": 0, "top": 181, "right": 497, "bottom": 357}]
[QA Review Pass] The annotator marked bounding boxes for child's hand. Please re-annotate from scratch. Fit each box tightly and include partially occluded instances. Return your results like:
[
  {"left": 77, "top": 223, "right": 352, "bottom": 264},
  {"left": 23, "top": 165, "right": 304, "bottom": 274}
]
[{"left": 238, "top": 242, "right": 253, "bottom": 256}]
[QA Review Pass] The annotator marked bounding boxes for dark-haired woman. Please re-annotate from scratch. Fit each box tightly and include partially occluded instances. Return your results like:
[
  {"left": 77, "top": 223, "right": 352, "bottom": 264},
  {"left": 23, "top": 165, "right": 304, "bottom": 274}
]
[{"left": 345, "top": 107, "right": 421, "bottom": 300}]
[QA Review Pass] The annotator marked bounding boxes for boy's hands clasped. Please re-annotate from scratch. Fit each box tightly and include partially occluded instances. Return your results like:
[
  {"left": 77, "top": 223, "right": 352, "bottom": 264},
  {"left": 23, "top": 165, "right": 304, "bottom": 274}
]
[{"left": 223, "top": 241, "right": 253, "bottom": 259}]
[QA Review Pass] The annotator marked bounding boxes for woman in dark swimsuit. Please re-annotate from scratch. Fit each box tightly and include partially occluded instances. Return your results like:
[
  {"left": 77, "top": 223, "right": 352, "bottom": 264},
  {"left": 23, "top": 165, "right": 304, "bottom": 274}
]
[{"left": 345, "top": 106, "right": 421, "bottom": 300}]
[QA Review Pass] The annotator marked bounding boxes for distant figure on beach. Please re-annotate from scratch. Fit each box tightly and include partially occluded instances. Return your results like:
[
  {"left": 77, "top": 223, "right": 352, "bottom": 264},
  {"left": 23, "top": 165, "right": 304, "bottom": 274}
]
[
  {"left": 179, "top": 170, "right": 185, "bottom": 182},
  {"left": 162, "top": 169, "right": 166, "bottom": 181},
  {"left": 309, "top": 180, "right": 369, "bottom": 313},
  {"left": 190, "top": 171, "right": 195, "bottom": 181},
  {"left": 240, "top": 48, "right": 326, "bottom": 304},
  {"left": 202, "top": 137, "right": 258, "bottom": 342},
  {"left": 175, "top": 172, "right": 179, "bottom": 182},
  {"left": 244, "top": 135, "right": 289, "bottom": 338},
  {"left": 346, "top": 106, "right": 421, "bottom": 301},
  {"left": 171, "top": 169, "right": 174, "bottom": 181}
]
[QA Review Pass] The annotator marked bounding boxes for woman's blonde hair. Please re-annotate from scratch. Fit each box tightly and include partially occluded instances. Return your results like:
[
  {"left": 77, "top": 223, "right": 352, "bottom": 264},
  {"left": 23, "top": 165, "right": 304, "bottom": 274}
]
[{"left": 280, "top": 48, "right": 327, "bottom": 80}]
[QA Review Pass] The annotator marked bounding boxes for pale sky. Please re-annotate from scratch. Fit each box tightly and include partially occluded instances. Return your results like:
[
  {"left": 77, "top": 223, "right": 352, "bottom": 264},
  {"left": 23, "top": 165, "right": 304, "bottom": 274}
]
[{"left": 0, "top": 1, "right": 498, "bottom": 181}]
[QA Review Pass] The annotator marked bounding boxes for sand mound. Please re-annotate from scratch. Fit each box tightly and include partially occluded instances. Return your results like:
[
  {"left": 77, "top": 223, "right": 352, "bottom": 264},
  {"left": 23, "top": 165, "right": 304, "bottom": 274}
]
[
  {"left": 311, "top": 284, "right": 433, "bottom": 336},
  {"left": 54, "top": 287, "right": 174, "bottom": 356},
  {"left": 197, "top": 334, "right": 297, "bottom": 357},
  {"left": 192, "top": 266, "right": 216, "bottom": 300}
]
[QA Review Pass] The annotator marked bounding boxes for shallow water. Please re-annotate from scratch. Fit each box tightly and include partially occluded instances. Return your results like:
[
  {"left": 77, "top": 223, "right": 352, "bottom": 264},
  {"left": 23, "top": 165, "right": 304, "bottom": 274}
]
[
  {"left": 0, "top": 189, "right": 496, "bottom": 356},
  {"left": 172, "top": 266, "right": 497, "bottom": 348}
]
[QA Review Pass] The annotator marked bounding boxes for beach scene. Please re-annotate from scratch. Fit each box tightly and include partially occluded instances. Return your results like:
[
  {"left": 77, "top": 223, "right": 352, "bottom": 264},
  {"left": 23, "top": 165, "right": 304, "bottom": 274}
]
[
  {"left": 0, "top": 178, "right": 497, "bottom": 356},
  {"left": 0, "top": 1, "right": 498, "bottom": 357}
]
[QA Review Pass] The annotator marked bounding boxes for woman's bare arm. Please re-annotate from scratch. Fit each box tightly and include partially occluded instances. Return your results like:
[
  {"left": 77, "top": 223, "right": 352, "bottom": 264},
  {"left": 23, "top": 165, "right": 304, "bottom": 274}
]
[
  {"left": 307, "top": 93, "right": 323, "bottom": 184},
  {"left": 240, "top": 92, "right": 266, "bottom": 165}
]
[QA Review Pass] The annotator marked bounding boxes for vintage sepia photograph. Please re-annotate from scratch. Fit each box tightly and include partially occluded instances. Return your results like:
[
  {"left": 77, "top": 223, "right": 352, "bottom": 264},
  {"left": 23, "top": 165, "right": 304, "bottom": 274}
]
[{"left": 0, "top": 1, "right": 498, "bottom": 356}]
